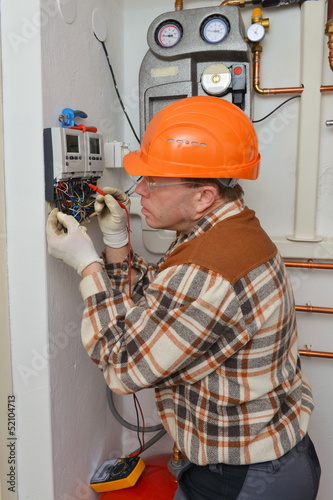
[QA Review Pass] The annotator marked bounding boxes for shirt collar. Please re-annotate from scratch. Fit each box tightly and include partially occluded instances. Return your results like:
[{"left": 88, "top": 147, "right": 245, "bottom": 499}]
[{"left": 177, "top": 200, "right": 244, "bottom": 245}]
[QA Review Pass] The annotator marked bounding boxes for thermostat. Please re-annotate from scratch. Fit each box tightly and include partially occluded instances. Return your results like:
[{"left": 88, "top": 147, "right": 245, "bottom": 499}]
[{"left": 84, "top": 131, "right": 104, "bottom": 174}]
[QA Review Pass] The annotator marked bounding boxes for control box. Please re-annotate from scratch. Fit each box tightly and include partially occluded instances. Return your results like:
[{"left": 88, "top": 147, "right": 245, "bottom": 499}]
[
  {"left": 139, "top": 6, "right": 251, "bottom": 136},
  {"left": 44, "top": 127, "right": 104, "bottom": 201},
  {"left": 90, "top": 456, "right": 145, "bottom": 493},
  {"left": 84, "top": 131, "right": 104, "bottom": 174}
]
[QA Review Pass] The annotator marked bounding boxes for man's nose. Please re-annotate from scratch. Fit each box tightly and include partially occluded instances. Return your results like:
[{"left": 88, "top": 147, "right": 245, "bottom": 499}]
[{"left": 135, "top": 179, "right": 149, "bottom": 196}]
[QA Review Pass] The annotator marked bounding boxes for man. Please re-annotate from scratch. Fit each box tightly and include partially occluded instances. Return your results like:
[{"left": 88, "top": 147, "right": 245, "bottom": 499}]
[{"left": 46, "top": 97, "right": 321, "bottom": 499}]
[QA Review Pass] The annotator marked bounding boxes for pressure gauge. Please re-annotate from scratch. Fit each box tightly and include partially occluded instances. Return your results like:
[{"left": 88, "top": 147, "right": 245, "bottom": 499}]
[
  {"left": 246, "top": 23, "right": 265, "bottom": 43},
  {"left": 155, "top": 20, "right": 183, "bottom": 48},
  {"left": 201, "top": 15, "right": 230, "bottom": 44}
]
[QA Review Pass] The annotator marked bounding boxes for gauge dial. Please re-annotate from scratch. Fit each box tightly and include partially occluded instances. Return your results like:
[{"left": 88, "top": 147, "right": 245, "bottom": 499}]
[
  {"left": 155, "top": 21, "right": 183, "bottom": 48},
  {"left": 246, "top": 23, "right": 265, "bottom": 43},
  {"left": 201, "top": 15, "right": 230, "bottom": 44}
]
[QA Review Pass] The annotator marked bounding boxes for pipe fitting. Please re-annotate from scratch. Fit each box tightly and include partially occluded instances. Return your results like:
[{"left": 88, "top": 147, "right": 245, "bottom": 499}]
[
  {"left": 251, "top": 8, "right": 270, "bottom": 30},
  {"left": 252, "top": 44, "right": 304, "bottom": 95},
  {"left": 221, "top": 0, "right": 251, "bottom": 7},
  {"left": 171, "top": 443, "right": 185, "bottom": 468},
  {"left": 175, "top": 0, "right": 183, "bottom": 10}
]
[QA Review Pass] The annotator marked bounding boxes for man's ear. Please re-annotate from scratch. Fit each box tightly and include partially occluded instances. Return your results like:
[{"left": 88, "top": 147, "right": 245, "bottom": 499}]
[{"left": 195, "top": 185, "right": 219, "bottom": 214}]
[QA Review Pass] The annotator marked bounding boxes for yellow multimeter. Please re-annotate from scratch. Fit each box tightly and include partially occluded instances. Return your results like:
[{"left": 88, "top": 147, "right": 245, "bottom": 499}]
[{"left": 90, "top": 455, "right": 145, "bottom": 493}]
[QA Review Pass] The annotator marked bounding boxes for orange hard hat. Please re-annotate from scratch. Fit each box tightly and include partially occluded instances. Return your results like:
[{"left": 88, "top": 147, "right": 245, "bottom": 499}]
[{"left": 123, "top": 96, "right": 260, "bottom": 180}]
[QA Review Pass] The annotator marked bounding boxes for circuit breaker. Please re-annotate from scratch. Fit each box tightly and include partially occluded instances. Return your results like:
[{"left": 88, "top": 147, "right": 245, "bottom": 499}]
[{"left": 139, "top": 6, "right": 251, "bottom": 136}]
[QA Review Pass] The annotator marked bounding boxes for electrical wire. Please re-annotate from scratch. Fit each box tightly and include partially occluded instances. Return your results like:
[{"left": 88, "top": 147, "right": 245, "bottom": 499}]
[
  {"left": 132, "top": 394, "right": 143, "bottom": 455},
  {"left": 130, "top": 429, "right": 167, "bottom": 457},
  {"left": 131, "top": 394, "right": 145, "bottom": 456},
  {"left": 106, "top": 387, "right": 166, "bottom": 455},
  {"left": 106, "top": 386, "right": 164, "bottom": 433},
  {"left": 98, "top": 37, "right": 141, "bottom": 145},
  {"left": 252, "top": 95, "right": 301, "bottom": 123},
  {"left": 88, "top": 183, "right": 133, "bottom": 294},
  {"left": 55, "top": 179, "right": 97, "bottom": 222}
]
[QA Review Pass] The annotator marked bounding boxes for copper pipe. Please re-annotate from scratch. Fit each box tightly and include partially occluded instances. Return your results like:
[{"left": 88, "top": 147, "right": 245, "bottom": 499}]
[
  {"left": 221, "top": 0, "right": 250, "bottom": 5},
  {"left": 253, "top": 49, "right": 304, "bottom": 95},
  {"left": 284, "top": 260, "right": 333, "bottom": 270},
  {"left": 320, "top": 85, "right": 333, "bottom": 92},
  {"left": 326, "top": 0, "right": 333, "bottom": 71},
  {"left": 299, "top": 349, "right": 333, "bottom": 359},
  {"left": 175, "top": 0, "right": 183, "bottom": 10},
  {"left": 328, "top": 0, "right": 333, "bottom": 21},
  {"left": 296, "top": 305, "right": 333, "bottom": 314}
]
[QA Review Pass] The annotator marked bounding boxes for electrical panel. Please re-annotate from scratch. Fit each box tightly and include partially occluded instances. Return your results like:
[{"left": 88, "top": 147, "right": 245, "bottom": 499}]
[
  {"left": 44, "top": 127, "right": 104, "bottom": 221},
  {"left": 139, "top": 6, "right": 251, "bottom": 136}
]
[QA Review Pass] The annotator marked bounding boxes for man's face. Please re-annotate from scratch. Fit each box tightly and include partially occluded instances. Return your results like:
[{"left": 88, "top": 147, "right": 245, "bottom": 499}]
[{"left": 135, "top": 177, "right": 202, "bottom": 233}]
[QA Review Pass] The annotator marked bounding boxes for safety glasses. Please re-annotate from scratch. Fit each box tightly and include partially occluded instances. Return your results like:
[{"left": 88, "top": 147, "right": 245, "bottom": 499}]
[{"left": 143, "top": 177, "right": 203, "bottom": 192}]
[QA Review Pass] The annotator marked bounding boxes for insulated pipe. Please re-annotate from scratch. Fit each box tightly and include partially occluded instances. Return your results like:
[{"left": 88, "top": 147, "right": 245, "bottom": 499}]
[
  {"left": 287, "top": 0, "right": 325, "bottom": 243},
  {"left": 252, "top": 47, "right": 304, "bottom": 95}
]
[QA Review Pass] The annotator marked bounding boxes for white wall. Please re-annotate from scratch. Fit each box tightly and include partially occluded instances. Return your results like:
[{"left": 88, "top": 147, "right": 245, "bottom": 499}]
[
  {"left": 1, "top": 1, "right": 54, "bottom": 498},
  {"left": 1, "top": 0, "right": 333, "bottom": 499}
]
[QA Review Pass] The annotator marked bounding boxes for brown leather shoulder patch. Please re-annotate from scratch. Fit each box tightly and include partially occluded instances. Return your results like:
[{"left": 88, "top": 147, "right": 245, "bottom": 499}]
[{"left": 159, "top": 208, "right": 277, "bottom": 284}]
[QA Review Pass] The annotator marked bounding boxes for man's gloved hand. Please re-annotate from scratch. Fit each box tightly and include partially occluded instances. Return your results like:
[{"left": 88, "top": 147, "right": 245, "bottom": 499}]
[
  {"left": 94, "top": 187, "right": 130, "bottom": 248},
  {"left": 46, "top": 208, "right": 104, "bottom": 275}
]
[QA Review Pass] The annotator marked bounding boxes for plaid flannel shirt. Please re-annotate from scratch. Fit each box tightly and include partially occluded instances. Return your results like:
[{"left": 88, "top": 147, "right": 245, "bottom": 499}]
[{"left": 79, "top": 201, "right": 313, "bottom": 465}]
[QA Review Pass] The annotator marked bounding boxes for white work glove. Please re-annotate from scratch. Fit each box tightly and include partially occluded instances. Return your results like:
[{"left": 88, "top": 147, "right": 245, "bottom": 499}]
[
  {"left": 94, "top": 187, "right": 130, "bottom": 248},
  {"left": 46, "top": 208, "right": 104, "bottom": 275}
]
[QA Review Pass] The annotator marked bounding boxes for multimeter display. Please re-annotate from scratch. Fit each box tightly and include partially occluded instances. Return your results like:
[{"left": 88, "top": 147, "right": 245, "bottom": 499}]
[{"left": 90, "top": 456, "right": 145, "bottom": 493}]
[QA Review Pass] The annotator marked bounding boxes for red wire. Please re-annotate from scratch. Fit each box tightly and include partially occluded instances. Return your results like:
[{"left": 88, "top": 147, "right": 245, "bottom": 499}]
[
  {"left": 88, "top": 183, "right": 132, "bottom": 296},
  {"left": 123, "top": 205, "right": 132, "bottom": 296}
]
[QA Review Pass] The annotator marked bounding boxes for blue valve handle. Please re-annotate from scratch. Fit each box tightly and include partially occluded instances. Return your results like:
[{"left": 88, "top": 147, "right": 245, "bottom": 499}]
[{"left": 60, "top": 108, "right": 88, "bottom": 127}]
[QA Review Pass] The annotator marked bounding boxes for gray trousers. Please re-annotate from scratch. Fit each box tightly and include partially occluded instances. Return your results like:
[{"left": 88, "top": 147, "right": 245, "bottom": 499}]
[{"left": 174, "top": 434, "right": 321, "bottom": 500}]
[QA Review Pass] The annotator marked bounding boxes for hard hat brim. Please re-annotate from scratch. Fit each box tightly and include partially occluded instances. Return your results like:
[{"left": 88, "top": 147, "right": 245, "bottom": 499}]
[{"left": 123, "top": 149, "right": 261, "bottom": 180}]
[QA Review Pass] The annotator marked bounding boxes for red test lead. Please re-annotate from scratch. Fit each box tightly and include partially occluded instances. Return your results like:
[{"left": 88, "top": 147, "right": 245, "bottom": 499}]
[
  {"left": 88, "top": 182, "right": 132, "bottom": 296},
  {"left": 88, "top": 183, "right": 126, "bottom": 209}
]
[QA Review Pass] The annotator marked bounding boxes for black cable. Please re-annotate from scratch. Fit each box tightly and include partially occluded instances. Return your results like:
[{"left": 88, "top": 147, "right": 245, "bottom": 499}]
[
  {"left": 132, "top": 394, "right": 143, "bottom": 454},
  {"left": 106, "top": 387, "right": 166, "bottom": 454},
  {"left": 106, "top": 386, "right": 164, "bottom": 433},
  {"left": 98, "top": 37, "right": 141, "bottom": 145},
  {"left": 252, "top": 95, "right": 301, "bottom": 124},
  {"left": 130, "top": 429, "right": 167, "bottom": 457}
]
